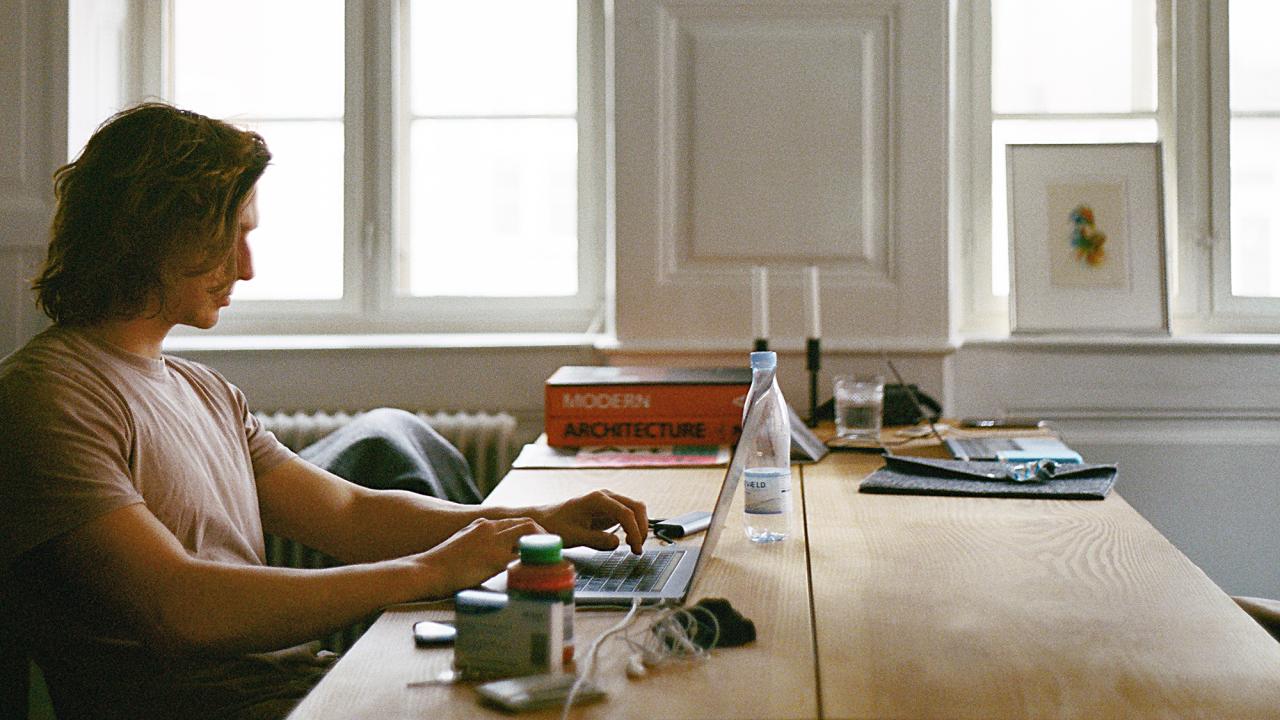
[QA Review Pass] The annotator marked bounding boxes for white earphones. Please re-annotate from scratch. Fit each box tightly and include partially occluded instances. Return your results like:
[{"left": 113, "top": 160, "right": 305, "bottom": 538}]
[{"left": 625, "top": 654, "right": 647, "bottom": 679}]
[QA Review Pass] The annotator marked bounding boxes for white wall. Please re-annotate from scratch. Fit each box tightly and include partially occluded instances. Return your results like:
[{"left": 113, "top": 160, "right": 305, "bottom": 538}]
[
  {"left": 1, "top": 1, "right": 66, "bottom": 353},
  {"left": 954, "top": 338, "right": 1280, "bottom": 598},
  {"left": 1, "top": 0, "right": 1276, "bottom": 599}
]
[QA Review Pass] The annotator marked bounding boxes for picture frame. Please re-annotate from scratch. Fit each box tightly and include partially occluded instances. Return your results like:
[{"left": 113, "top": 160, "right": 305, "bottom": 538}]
[{"left": 1006, "top": 142, "right": 1168, "bottom": 334}]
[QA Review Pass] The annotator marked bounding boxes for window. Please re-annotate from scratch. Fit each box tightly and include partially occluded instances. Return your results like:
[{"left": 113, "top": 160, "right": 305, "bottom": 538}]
[
  {"left": 965, "top": 0, "right": 1280, "bottom": 334},
  {"left": 1214, "top": 0, "right": 1280, "bottom": 314},
  {"left": 173, "top": 0, "right": 346, "bottom": 302},
  {"left": 963, "top": 0, "right": 1167, "bottom": 333},
  {"left": 69, "top": 0, "right": 607, "bottom": 335},
  {"left": 404, "top": 1, "right": 580, "bottom": 299}
]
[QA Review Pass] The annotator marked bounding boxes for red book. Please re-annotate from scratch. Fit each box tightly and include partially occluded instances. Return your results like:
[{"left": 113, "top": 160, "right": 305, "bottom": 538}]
[{"left": 544, "top": 366, "right": 751, "bottom": 447}]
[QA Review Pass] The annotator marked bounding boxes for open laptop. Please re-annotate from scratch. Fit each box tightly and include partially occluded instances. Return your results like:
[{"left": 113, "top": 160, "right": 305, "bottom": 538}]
[
  {"left": 484, "top": 401, "right": 753, "bottom": 606},
  {"left": 880, "top": 358, "right": 1083, "bottom": 465},
  {"left": 559, "top": 426, "right": 747, "bottom": 605},
  {"left": 480, "top": 434, "right": 744, "bottom": 606},
  {"left": 944, "top": 436, "right": 1083, "bottom": 463}
]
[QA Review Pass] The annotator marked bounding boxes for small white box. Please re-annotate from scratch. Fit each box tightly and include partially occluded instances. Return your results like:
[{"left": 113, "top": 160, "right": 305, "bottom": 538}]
[{"left": 453, "top": 590, "right": 564, "bottom": 680}]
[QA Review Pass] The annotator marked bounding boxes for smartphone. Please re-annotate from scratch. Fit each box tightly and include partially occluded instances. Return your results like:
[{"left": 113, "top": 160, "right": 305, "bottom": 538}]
[
  {"left": 413, "top": 620, "right": 457, "bottom": 647},
  {"left": 476, "top": 673, "right": 605, "bottom": 712},
  {"left": 958, "top": 417, "right": 1044, "bottom": 429}
]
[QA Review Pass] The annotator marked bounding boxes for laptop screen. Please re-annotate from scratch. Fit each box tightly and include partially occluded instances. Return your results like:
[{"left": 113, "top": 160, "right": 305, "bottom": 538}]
[{"left": 684, "top": 397, "right": 754, "bottom": 586}]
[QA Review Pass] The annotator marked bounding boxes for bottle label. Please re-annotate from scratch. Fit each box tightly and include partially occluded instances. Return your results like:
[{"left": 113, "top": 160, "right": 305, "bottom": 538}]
[{"left": 743, "top": 467, "right": 792, "bottom": 515}]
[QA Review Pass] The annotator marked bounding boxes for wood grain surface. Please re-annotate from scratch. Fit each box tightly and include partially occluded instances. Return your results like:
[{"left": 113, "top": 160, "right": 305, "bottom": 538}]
[
  {"left": 288, "top": 466, "right": 816, "bottom": 719},
  {"left": 806, "top": 450, "right": 1280, "bottom": 719},
  {"left": 290, "top": 447, "right": 1280, "bottom": 719}
]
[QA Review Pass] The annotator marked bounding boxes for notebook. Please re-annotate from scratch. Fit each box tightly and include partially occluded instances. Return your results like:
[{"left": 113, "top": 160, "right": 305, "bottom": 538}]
[{"left": 944, "top": 436, "right": 1083, "bottom": 463}]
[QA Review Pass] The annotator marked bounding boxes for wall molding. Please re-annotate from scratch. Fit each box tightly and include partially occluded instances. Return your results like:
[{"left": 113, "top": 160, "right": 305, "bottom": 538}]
[
  {"left": 952, "top": 342, "right": 1280, "bottom": 442},
  {"left": 0, "top": 0, "right": 65, "bottom": 241},
  {"left": 1019, "top": 412, "right": 1280, "bottom": 446},
  {"left": 614, "top": 0, "right": 949, "bottom": 346},
  {"left": 653, "top": 1, "right": 894, "bottom": 287}
]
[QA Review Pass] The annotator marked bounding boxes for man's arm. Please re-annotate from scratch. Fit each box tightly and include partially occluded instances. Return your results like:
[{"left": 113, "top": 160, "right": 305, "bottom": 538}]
[
  {"left": 255, "top": 457, "right": 648, "bottom": 564},
  {"left": 33, "top": 460, "right": 648, "bottom": 656},
  {"left": 36, "top": 502, "right": 542, "bottom": 656}
]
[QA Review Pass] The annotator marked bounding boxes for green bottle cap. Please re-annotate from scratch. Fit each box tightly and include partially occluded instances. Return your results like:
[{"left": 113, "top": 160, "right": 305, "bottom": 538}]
[{"left": 518, "top": 534, "right": 564, "bottom": 564}]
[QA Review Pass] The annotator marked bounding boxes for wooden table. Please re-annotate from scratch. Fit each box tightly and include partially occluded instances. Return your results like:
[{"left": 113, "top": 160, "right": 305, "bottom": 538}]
[{"left": 289, "top": 451, "right": 1280, "bottom": 719}]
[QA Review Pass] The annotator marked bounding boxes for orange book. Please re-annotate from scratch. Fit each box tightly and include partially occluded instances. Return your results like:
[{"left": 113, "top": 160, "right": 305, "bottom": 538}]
[{"left": 544, "top": 366, "right": 750, "bottom": 447}]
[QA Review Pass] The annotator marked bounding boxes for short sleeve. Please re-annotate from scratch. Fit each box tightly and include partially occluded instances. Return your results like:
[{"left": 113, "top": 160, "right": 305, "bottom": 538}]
[
  {"left": 242, "top": 397, "right": 297, "bottom": 477},
  {"left": 0, "top": 367, "right": 144, "bottom": 570},
  {"left": 224, "top": 380, "right": 296, "bottom": 478},
  {"left": 169, "top": 357, "right": 297, "bottom": 479}
]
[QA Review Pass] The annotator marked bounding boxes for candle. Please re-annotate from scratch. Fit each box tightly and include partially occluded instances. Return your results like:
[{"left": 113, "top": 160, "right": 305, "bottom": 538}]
[
  {"left": 805, "top": 265, "right": 821, "bottom": 339},
  {"left": 752, "top": 266, "right": 769, "bottom": 340}
]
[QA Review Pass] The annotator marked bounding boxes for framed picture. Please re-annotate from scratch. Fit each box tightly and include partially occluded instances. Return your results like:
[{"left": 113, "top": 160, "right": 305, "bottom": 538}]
[{"left": 1006, "top": 143, "right": 1168, "bottom": 334}]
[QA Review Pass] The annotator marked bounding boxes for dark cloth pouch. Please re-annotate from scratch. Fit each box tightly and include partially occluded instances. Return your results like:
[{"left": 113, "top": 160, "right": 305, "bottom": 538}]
[{"left": 859, "top": 455, "right": 1118, "bottom": 500}]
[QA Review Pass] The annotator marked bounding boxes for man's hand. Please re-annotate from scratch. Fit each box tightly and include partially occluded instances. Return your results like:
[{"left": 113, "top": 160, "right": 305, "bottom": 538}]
[
  {"left": 528, "top": 489, "right": 649, "bottom": 554},
  {"left": 411, "top": 517, "right": 546, "bottom": 594}
]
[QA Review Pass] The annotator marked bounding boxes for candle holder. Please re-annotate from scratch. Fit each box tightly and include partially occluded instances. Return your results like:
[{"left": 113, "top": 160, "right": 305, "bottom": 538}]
[{"left": 806, "top": 337, "right": 821, "bottom": 427}]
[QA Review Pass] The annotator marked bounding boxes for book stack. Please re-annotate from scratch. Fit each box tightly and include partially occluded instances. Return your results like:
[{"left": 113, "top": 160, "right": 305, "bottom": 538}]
[{"left": 544, "top": 366, "right": 751, "bottom": 448}]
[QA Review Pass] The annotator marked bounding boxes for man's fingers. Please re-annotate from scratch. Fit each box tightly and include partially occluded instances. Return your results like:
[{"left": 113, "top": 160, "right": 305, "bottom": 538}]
[
  {"left": 478, "top": 517, "right": 545, "bottom": 554},
  {"left": 592, "top": 491, "right": 647, "bottom": 553},
  {"left": 579, "top": 530, "right": 623, "bottom": 552}
]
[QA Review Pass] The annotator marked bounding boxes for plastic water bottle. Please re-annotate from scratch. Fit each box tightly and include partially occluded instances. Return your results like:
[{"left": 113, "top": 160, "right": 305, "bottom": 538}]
[{"left": 739, "top": 351, "right": 793, "bottom": 543}]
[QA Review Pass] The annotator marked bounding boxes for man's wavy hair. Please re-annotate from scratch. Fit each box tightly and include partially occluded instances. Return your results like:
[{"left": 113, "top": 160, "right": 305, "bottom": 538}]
[{"left": 33, "top": 102, "right": 271, "bottom": 325}]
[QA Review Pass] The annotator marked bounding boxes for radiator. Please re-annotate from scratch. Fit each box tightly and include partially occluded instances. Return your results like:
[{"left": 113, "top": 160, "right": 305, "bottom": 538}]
[
  {"left": 255, "top": 409, "right": 518, "bottom": 496},
  {"left": 253, "top": 408, "right": 519, "bottom": 652}
]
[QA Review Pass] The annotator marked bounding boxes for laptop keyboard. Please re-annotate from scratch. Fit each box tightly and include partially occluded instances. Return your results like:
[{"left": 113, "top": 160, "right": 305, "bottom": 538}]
[
  {"left": 574, "top": 548, "right": 684, "bottom": 593},
  {"left": 951, "top": 438, "right": 1019, "bottom": 458}
]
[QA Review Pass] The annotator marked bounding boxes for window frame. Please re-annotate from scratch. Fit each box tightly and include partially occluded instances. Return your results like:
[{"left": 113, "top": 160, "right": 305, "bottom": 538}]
[
  {"left": 1205, "top": 0, "right": 1280, "bottom": 324},
  {"left": 129, "top": 0, "right": 609, "bottom": 337},
  {"left": 382, "top": 0, "right": 609, "bottom": 333},
  {"left": 962, "top": 0, "right": 1280, "bottom": 336}
]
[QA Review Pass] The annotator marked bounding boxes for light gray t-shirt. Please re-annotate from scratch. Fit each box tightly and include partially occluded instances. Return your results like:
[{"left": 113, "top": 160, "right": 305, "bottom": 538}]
[{"left": 0, "top": 325, "right": 308, "bottom": 719}]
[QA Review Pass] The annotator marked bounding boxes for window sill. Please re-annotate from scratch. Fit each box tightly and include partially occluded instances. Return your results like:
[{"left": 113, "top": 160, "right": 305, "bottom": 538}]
[
  {"left": 961, "top": 333, "right": 1280, "bottom": 352},
  {"left": 163, "top": 332, "right": 609, "bottom": 353}
]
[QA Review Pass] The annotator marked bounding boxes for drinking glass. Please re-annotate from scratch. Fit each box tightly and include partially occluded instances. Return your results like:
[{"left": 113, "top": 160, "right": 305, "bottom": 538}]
[{"left": 833, "top": 375, "right": 885, "bottom": 441}]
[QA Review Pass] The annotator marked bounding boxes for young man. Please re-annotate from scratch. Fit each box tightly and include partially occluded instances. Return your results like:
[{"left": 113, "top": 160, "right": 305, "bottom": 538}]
[{"left": 0, "top": 103, "right": 648, "bottom": 719}]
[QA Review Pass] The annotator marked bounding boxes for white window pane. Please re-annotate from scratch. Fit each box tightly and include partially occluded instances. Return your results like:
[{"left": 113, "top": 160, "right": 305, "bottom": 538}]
[
  {"left": 172, "top": 0, "right": 344, "bottom": 119},
  {"left": 991, "top": 119, "right": 1158, "bottom": 296},
  {"left": 1230, "top": 118, "right": 1280, "bottom": 298},
  {"left": 410, "top": 0, "right": 576, "bottom": 116},
  {"left": 406, "top": 119, "right": 577, "bottom": 297},
  {"left": 992, "top": 0, "right": 1157, "bottom": 114},
  {"left": 1230, "top": 0, "right": 1280, "bottom": 111},
  {"left": 67, "top": 0, "right": 129, "bottom": 159},
  {"left": 233, "top": 121, "right": 344, "bottom": 301}
]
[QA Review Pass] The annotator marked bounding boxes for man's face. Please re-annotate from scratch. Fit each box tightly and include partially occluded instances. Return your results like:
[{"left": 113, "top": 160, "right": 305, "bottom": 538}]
[{"left": 163, "top": 191, "right": 258, "bottom": 330}]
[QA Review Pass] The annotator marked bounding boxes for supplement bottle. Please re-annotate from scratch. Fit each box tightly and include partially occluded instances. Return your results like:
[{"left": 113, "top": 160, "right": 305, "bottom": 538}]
[{"left": 507, "top": 533, "right": 575, "bottom": 664}]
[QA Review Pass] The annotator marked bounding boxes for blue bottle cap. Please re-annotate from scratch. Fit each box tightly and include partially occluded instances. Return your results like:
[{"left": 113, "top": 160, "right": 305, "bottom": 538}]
[{"left": 750, "top": 351, "right": 777, "bottom": 369}]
